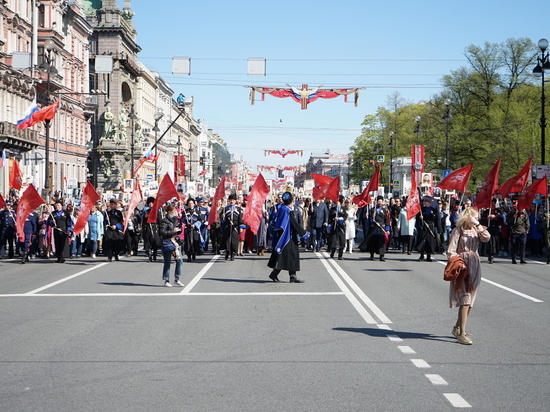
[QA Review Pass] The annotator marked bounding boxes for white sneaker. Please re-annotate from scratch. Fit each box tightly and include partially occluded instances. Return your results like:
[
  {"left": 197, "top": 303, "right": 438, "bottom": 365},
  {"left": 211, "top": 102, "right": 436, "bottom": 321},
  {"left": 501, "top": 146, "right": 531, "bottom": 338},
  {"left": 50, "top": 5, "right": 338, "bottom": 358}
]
[
  {"left": 164, "top": 281, "right": 172, "bottom": 287},
  {"left": 91, "top": 254, "right": 96, "bottom": 258},
  {"left": 175, "top": 280, "right": 185, "bottom": 287}
]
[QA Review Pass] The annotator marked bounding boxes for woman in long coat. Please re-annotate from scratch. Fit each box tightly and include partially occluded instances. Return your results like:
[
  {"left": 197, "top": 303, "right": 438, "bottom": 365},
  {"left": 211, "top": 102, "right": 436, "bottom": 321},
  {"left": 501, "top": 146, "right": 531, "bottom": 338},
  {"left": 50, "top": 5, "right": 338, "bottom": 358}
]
[
  {"left": 447, "top": 207, "right": 490, "bottom": 345},
  {"left": 344, "top": 199, "right": 357, "bottom": 253},
  {"left": 267, "top": 192, "right": 307, "bottom": 283}
]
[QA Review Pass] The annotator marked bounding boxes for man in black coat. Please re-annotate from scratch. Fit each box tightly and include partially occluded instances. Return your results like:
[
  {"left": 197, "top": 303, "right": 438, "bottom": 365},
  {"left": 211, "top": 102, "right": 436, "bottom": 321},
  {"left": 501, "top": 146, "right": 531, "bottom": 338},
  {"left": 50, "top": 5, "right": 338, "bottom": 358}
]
[
  {"left": 221, "top": 193, "right": 243, "bottom": 261},
  {"left": 48, "top": 200, "right": 73, "bottom": 263},
  {"left": 267, "top": 192, "right": 308, "bottom": 283}
]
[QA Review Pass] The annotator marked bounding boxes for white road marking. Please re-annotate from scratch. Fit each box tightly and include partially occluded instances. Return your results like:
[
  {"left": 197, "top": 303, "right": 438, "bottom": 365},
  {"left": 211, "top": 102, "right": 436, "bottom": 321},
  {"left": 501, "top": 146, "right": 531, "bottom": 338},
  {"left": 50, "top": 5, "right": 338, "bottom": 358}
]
[
  {"left": 398, "top": 345, "right": 416, "bottom": 354},
  {"left": 387, "top": 334, "right": 403, "bottom": 342},
  {"left": 443, "top": 393, "right": 472, "bottom": 408},
  {"left": 180, "top": 255, "right": 220, "bottom": 294},
  {"left": 318, "top": 255, "right": 377, "bottom": 324},
  {"left": 322, "top": 252, "right": 393, "bottom": 324},
  {"left": 25, "top": 262, "right": 110, "bottom": 294},
  {"left": 411, "top": 359, "right": 431, "bottom": 368},
  {"left": 437, "top": 260, "right": 543, "bottom": 302},
  {"left": 425, "top": 374, "right": 448, "bottom": 385},
  {"left": 0, "top": 292, "right": 345, "bottom": 298}
]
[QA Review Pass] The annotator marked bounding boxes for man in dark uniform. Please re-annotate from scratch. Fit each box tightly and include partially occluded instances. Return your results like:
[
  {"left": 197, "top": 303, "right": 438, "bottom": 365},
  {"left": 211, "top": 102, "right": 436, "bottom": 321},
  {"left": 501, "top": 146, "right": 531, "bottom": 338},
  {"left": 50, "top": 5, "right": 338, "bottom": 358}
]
[
  {"left": 142, "top": 197, "right": 161, "bottom": 262},
  {"left": 267, "top": 191, "right": 309, "bottom": 283},
  {"left": 0, "top": 201, "right": 17, "bottom": 259},
  {"left": 361, "top": 196, "right": 390, "bottom": 262},
  {"left": 104, "top": 199, "right": 124, "bottom": 262},
  {"left": 416, "top": 196, "right": 440, "bottom": 262},
  {"left": 48, "top": 200, "right": 73, "bottom": 263},
  {"left": 18, "top": 210, "right": 37, "bottom": 264},
  {"left": 195, "top": 197, "right": 209, "bottom": 253},
  {"left": 221, "top": 193, "right": 243, "bottom": 261}
]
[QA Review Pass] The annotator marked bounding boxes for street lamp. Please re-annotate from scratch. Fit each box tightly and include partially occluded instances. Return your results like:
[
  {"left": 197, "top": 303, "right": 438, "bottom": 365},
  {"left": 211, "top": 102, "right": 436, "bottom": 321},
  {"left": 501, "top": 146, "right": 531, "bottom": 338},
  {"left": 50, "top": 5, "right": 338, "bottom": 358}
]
[
  {"left": 128, "top": 100, "right": 137, "bottom": 177},
  {"left": 443, "top": 99, "right": 452, "bottom": 170},
  {"left": 40, "top": 38, "right": 57, "bottom": 194},
  {"left": 152, "top": 109, "right": 164, "bottom": 182},
  {"left": 533, "top": 38, "right": 550, "bottom": 165},
  {"left": 389, "top": 131, "right": 394, "bottom": 195}
]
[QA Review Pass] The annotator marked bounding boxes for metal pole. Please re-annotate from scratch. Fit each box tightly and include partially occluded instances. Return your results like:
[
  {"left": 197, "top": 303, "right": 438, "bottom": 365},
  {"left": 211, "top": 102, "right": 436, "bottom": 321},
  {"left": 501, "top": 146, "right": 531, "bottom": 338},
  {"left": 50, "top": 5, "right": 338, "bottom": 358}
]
[
  {"left": 541, "top": 68, "right": 546, "bottom": 165},
  {"left": 154, "top": 128, "right": 158, "bottom": 182},
  {"left": 44, "top": 69, "right": 51, "bottom": 196},
  {"left": 130, "top": 116, "right": 134, "bottom": 178}
]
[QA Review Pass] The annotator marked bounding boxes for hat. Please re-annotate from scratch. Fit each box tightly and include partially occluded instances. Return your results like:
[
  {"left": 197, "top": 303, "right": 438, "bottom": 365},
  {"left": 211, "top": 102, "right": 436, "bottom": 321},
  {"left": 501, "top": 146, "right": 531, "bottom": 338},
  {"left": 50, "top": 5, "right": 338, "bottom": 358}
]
[
  {"left": 376, "top": 195, "right": 384, "bottom": 201},
  {"left": 282, "top": 192, "right": 293, "bottom": 205},
  {"left": 423, "top": 196, "right": 433, "bottom": 203},
  {"left": 228, "top": 193, "right": 237, "bottom": 200},
  {"left": 196, "top": 197, "right": 203, "bottom": 202}
]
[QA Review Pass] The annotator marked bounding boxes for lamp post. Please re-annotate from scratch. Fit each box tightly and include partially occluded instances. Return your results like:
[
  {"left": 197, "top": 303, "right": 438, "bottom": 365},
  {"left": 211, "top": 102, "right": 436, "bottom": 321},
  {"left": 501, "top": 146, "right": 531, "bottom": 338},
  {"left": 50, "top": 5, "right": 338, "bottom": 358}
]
[
  {"left": 443, "top": 99, "right": 452, "bottom": 170},
  {"left": 152, "top": 109, "right": 164, "bottom": 182},
  {"left": 389, "top": 131, "right": 394, "bottom": 195},
  {"left": 533, "top": 38, "right": 550, "bottom": 165},
  {"left": 128, "top": 101, "right": 137, "bottom": 178},
  {"left": 40, "top": 38, "right": 57, "bottom": 194}
]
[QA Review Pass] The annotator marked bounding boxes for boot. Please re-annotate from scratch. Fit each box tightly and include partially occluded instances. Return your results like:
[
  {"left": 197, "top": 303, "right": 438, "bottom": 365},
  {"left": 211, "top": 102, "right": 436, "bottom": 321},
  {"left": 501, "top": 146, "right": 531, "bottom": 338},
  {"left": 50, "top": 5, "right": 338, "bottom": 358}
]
[
  {"left": 330, "top": 248, "right": 335, "bottom": 258},
  {"left": 20, "top": 252, "right": 26, "bottom": 264},
  {"left": 426, "top": 254, "right": 433, "bottom": 262},
  {"left": 289, "top": 275, "right": 304, "bottom": 283},
  {"left": 338, "top": 248, "right": 343, "bottom": 260}
]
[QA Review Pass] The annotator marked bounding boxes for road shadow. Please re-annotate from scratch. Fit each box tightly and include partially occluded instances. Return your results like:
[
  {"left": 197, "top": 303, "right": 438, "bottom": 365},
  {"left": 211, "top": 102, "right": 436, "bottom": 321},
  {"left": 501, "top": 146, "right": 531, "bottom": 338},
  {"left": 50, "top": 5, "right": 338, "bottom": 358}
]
[
  {"left": 333, "top": 327, "right": 453, "bottom": 343},
  {"left": 98, "top": 282, "right": 164, "bottom": 288},
  {"left": 202, "top": 277, "right": 272, "bottom": 284}
]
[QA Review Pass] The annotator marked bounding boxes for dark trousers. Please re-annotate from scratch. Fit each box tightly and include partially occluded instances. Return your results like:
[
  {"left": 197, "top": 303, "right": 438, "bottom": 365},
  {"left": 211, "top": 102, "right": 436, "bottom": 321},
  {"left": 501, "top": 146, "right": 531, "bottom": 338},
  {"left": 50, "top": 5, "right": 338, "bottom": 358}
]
[{"left": 510, "top": 232, "right": 527, "bottom": 261}]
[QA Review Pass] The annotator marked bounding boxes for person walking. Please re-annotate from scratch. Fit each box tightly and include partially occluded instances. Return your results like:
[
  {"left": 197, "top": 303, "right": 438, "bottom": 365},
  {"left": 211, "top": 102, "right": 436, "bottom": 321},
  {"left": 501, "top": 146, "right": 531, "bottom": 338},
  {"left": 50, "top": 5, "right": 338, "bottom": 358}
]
[
  {"left": 142, "top": 197, "right": 161, "bottom": 262},
  {"left": 86, "top": 203, "right": 104, "bottom": 258},
  {"left": 447, "top": 207, "right": 490, "bottom": 345},
  {"left": 328, "top": 199, "right": 347, "bottom": 260},
  {"left": 267, "top": 192, "right": 308, "bottom": 283},
  {"left": 310, "top": 198, "right": 328, "bottom": 252},
  {"left": 221, "top": 194, "right": 243, "bottom": 261},
  {"left": 104, "top": 199, "right": 124, "bottom": 262},
  {"left": 361, "top": 196, "right": 390, "bottom": 262},
  {"left": 344, "top": 199, "right": 357, "bottom": 253},
  {"left": 48, "top": 200, "right": 73, "bottom": 263},
  {"left": 159, "top": 204, "right": 184, "bottom": 287},
  {"left": 397, "top": 199, "right": 416, "bottom": 255},
  {"left": 507, "top": 206, "right": 529, "bottom": 264}
]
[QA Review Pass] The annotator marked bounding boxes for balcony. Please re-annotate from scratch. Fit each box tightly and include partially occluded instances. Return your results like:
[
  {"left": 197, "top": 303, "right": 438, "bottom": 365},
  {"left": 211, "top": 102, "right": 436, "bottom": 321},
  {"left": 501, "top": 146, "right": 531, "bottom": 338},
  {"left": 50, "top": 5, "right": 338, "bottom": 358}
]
[{"left": 0, "top": 121, "right": 40, "bottom": 152}]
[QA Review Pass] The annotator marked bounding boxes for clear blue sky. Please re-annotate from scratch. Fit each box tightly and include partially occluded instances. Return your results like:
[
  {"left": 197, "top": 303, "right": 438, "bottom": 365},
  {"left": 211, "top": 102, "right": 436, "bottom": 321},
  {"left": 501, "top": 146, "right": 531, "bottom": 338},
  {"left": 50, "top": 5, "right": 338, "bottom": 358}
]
[{"left": 128, "top": 0, "right": 547, "bottom": 175}]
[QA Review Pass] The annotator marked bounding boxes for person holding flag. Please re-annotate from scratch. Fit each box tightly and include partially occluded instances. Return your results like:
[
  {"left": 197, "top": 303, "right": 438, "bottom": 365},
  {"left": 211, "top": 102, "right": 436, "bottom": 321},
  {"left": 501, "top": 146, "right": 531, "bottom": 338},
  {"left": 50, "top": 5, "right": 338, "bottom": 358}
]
[
  {"left": 47, "top": 200, "right": 73, "bottom": 263},
  {"left": 104, "top": 199, "right": 124, "bottom": 262}
]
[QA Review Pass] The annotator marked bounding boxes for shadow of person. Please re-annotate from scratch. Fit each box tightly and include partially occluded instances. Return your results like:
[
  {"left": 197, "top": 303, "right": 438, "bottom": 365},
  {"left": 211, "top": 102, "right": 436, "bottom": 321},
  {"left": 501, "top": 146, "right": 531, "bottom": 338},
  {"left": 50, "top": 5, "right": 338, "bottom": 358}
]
[{"left": 333, "top": 327, "right": 453, "bottom": 343}]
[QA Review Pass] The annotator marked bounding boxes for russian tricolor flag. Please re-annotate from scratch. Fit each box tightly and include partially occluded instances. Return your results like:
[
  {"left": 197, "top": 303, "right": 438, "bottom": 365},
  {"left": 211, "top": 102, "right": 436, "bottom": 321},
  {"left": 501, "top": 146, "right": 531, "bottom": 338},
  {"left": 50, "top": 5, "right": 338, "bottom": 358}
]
[
  {"left": 16, "top": 98, "right": 39, "bottom": 130},
  {"left": 142, "top": 147, "right": 154, "bottom": 160}
]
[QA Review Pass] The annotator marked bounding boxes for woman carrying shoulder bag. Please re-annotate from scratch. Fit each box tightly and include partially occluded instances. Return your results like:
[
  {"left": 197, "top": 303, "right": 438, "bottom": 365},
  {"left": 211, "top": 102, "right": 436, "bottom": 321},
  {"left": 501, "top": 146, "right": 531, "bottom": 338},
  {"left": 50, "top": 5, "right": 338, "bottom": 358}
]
[
  {"left": 159, "top": 205, "right": 184, "bottom": 288},
  {"left": 447, "top": 207, "right": 490, "bottom": 345}
]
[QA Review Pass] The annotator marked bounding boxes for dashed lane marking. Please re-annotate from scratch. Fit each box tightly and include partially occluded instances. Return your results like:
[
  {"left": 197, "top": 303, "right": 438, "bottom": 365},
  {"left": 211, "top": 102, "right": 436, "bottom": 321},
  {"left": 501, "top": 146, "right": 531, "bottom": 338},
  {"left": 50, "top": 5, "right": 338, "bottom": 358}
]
[{"left": 443, "top": 393, "right": 472, "bottom": 408}]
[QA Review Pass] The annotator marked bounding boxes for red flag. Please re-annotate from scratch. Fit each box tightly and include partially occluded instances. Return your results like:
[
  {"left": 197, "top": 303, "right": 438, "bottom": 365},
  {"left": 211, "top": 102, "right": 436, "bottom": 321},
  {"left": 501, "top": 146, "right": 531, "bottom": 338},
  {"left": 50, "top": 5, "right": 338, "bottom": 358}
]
[
  {"left": 198, "top": 169, "right": 207, "bottom": 176},
  {"left": 313, "top": 175, "right": 340, "bottom": 202},
  {"left": 352, "top": 164, "right": 381, "bottom": 207},
  {"left": 498, "top": 156, "right": 533, "bottom": 197},
  {"left": 406, "top": 167, "right": 421, "bottom": 220},
  {"left": 208, "top": 177, "right": 227, "bottom": 226},
  {"left": 243, "top": 173, "right": 270, "bottom": 234},
  {"left": 311, "top": 174, "right": 333, "bottom": 188},
  {"left": 517, "top": 175, "right": 548, "bottom": 211},
  {"left": 73, "top": 181, "right": 101, "bottom": 236},
  {"left": 123, "top": 179, "right": 143, "bottom": 234},
  {"left": 15, "top": 185, "right": 45, "bottom": 242},
  {"left": 0, "top": 192, "right": 6, "bottom": 209},
  {"left": 9, "top": 159, "right": 23, "bottom": 190},
  {"left": 147, "top": 173, "right": 179, "bottom": 223},
  {"left": 474, "top": 158, "right": 501, "bottom": 209},
  {"left": 437, "top": 164, "right": 473, "bottom": 193}
]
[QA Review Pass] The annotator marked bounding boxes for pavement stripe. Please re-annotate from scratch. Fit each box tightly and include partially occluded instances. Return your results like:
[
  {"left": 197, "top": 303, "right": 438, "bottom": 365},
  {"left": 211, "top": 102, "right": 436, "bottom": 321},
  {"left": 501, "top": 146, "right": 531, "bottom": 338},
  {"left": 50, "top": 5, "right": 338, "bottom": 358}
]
[
  {"left": 180, "top": 255, "right": 220, "bottom": 294},
  {"left": 398, "top": 345, "right": 416, "bottom": 354},
  {"left": 410, "top": 359, "right": 431, "bottom": 368},
  {"left": 318, "top": 255, "right": 377, "bottom": 324},
  {"left": 443, "top": 393, "right": 472, "bottom": 408},
  {"left": 386, "top": 334, "right": 403, "bottom": 342},
  {"left": 425, "top": 374, "right": 448, "bottom": 385},
  {"left": 437, "top": 260, "right": 543, "bottom": 302},
  {"left": 324, "top": 254, "right": 393, "bottom": 324},
  {"left": 25, "top": 262, "right": 110, "bottom": 295}
]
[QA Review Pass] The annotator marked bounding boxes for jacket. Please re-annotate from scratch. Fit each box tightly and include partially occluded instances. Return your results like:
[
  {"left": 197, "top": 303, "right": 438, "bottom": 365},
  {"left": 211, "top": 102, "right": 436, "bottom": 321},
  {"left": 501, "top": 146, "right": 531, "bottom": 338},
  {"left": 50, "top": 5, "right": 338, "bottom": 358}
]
[{"left": 444, "top": 255, "right": 473, "bottom": 292}]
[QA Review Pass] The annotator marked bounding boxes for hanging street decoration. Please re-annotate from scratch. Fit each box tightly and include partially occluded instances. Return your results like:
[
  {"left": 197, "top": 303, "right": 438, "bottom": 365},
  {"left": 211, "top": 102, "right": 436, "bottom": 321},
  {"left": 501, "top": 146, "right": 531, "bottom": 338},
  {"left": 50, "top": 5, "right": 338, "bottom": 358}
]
[
  {"left": 264, "top": 149, "right": 303, "bottom": 158},
  {"left": 257, "top": 165, "right": 301, "bottom": 173},
  {"left": 247, "top": 84, "right": 364, "bottom": 109}
]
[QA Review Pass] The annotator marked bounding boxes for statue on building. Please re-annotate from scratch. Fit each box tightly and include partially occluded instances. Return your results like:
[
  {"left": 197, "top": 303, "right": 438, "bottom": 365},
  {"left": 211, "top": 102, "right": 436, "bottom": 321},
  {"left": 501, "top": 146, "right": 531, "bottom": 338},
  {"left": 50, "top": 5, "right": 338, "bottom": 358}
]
[
  {"left": 102, "top": 155, "right": 112, "bottom": 175},
  {"left": 101, "top": 106, "right": 115, "bottom": 140},
  {"left": 117, "top": 107, "right": 128, "bottom": 141},
  {"left": 134, "top": 117, "right": 143, "bottom": 147}
]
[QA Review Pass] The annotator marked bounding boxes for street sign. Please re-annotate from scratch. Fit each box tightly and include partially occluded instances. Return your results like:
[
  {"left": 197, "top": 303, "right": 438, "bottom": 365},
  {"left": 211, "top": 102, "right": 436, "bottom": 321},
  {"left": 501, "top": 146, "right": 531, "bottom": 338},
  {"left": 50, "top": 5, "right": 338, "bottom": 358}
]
[
  {"left": 442, "top": 170, "right": 451, "bottom": 178},
  {"left": 377, "top": 155, "right": 385, "bottom": 163},
  {"left": 392, "top": 180, "right": 400, "bottom": 188}
]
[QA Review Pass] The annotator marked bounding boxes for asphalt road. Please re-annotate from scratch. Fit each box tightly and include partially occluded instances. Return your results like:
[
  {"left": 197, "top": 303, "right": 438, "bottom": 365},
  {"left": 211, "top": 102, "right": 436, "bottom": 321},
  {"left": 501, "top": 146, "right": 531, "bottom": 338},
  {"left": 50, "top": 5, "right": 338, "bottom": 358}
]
[{"left": 0, "top": 248, "right": 548, "bottom": 412}]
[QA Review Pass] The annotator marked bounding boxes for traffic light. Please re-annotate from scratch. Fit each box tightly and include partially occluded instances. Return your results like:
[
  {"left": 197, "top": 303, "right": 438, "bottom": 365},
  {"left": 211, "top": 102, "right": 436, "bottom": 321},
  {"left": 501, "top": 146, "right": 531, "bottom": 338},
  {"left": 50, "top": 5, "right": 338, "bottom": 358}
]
[{"left": 199, "top": 157, "right": 204, "bottom": 165}]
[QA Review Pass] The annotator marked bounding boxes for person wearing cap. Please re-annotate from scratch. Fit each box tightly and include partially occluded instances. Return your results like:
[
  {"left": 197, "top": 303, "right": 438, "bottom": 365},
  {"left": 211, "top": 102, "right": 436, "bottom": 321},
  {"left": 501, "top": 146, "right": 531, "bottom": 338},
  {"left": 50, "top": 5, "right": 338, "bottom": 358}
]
[
  {"left": 416, "top": 196, "right": 440, "bottom": 262},
  {"left": 195, "top": 197, "right": 210, "bottom": 253},
  {"left": 0, "top": 201, "right": 17, "bottom": 259},
  {"left": 47, "top": 200, "right": 73, "bottom": 263},
  {"left": 267, "top": 191, "right": 308, "bottom": 283},
  {"left": 328, "top": 198, "right": 347, "bottom": 260},
  {"left": 104, "top": 199, "right": 124, "bottom": 262},
  {"left": 182, "top": 198, "right": 202, "bottom": 262},
  {"left": 221, "top": 193, "right": 243, "bottom": 261},
  {"left": 506, "top": 206, "right": 529, "bottom": 264},
  {"left": 360, "top": 196, "right": 390, "bottom": 262}
]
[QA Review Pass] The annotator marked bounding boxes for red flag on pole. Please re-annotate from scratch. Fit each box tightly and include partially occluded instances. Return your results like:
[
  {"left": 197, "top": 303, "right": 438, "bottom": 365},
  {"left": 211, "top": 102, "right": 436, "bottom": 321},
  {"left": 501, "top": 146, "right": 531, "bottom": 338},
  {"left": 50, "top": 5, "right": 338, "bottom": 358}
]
[
  {"left": 498, "top": 156, "right": 533, "bottom": 197},
  {"left": 243, "top": 173, "right": 270, "bottom": 234},
  {"left": 9, "top": 158, "right": 23, "bottom": 190},
  {"left": 15, "top": 185, "right": 45, "bottom": 242},
  {"left": 312, "top": 175, "right": 340, "bottom": 202},
  {"left": 208, "top": 177, "right": 227, "bottom": 226},
  {"left": 437, "top": 164, "right": 473, "bottom": 193},
  {"left": 0, "top": 192, "right": 6, "bottom": 209},
  {"left": 147, "top": 173, "right": 179, "bottom": 223},
  {"left": 516, "top": 175, "right": 548, "bottom": 211},
  {"left": 352, "top": 164, "right": 381, "bottom": 207},
  {"left": 123, "top": 179, "right": 143, "bottom": 234},
  {"left": 406, "top": 166, "right": 421, "bottom": 220},
  {"left": 474, "top": 158, "right": 501, "bottom": 209},
  {"left": 73, "top": 181, "right": 101, "bottom": 236}
]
